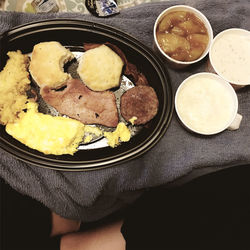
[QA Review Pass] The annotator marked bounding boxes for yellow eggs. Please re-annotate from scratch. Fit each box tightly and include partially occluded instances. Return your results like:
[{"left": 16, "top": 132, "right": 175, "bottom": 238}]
[
  {"left": 6, "top": 102, "right": 85, "bottom": 155},
  {"left": 84, "top": 125, "right": 103, "bottom": 136},
  {"left": 104, "top": 122, "right": 131, "bottom": 148},
  {"left": 84, "top": 135, "right": 93, "bottom": 143},
  {"left": 1, "top": 49, "right": 133, "bottom": 155},
  {"left": 0, "top": 51, "right": 30, "bottom": 125},
  {"left": 129, "top": 116, "right": 138, "bottom": 125},
  {"left": 83, "top": 126, "right": 103, "bottom": 143}
]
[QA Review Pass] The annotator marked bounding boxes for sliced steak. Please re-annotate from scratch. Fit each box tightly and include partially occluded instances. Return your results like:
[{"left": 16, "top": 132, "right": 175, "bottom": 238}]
[
  {"left": 120, "top": 85, "right": 159, "bottom": 125},
  {"left": 41, "top": 79, "right": 119, "bottom": 127}
]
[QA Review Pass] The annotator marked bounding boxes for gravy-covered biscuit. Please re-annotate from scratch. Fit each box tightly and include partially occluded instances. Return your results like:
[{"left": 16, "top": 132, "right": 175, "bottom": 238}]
[
  {"left": 77, "top": 45, "right": 124, "bottom": 91},
  {"left": 29, "top": 41, "right": 74, "bottom": 89}
]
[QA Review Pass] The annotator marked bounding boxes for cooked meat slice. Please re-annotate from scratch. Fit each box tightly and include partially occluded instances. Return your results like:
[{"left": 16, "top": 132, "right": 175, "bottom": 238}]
[
  {"left": 83, "top": 43, "right": 102, "bottom": 50},
  {"left": 41, "top": 79, "right": 119, "bottom": 127},
  {"left": 120, "top": 85, "right": 159, "bottom": 125},
  {"left": 136, "top": 72, "right": 149, "bottom": 86}
]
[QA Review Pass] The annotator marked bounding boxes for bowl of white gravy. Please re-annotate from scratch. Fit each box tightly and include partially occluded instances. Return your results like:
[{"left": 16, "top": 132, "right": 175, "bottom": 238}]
[
  {"left": 209, "top": 28, "right": 250, "bottom": 88},
  {"left": 175, "top": 73, "right": 240, "bottom": 135}
]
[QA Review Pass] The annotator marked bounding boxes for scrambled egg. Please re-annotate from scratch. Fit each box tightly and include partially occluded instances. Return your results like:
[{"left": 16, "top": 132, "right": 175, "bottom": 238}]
[
  {"left": 104, "top": 122, "right": 131, "bottom": 148},
  {"left": 6, "top": 102, "right": 85, "bottom": 155},
  {"left": 129, "top": 116, "right": 137, "bottom": 125},
  {"left": 0, "top": 51, "right": 30, "bottom": 125},
  {"left": 1, "top": 50, "right": 133, "bottom": 155},
  {"left": 84, "top": 135, "right": 93, "bottom": 143},
  {"left": 83, "top": 126, "right": 103, "bottom": 143},
  {"left": 84, "top": 126, "right": 103, "bottom": 136}
]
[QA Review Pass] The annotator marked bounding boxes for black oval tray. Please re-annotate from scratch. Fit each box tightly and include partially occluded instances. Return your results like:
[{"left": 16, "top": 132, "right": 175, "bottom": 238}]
[{"left": 0, "top": 19, "right": 173, "bottom": 171}]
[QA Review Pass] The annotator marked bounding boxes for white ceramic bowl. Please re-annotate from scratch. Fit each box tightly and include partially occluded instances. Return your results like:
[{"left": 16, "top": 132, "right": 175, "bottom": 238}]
[
  {"left": 175, "top": 73, "right": 238, "bottom": 135},
  {"left": 153, "top": 5, "right": 213, "bottom": 68},
  {"left": 209, "top": 28, "right": 250, "bottom": 89}
]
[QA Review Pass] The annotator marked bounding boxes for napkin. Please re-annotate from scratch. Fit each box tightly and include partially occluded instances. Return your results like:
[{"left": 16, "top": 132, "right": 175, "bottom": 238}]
[{"left": 0, "top": 0, "right": 250, "bottom": 221}]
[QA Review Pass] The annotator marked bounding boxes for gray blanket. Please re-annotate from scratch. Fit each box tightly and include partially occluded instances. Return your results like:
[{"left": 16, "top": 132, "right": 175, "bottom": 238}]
[{"left": 0, "top": 0, "right": 250, "bottom": 222}]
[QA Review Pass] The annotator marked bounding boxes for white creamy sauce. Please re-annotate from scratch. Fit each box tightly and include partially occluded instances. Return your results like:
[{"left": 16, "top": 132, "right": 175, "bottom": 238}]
[
  {"left": 211, "top": 31, "right": 250, "bottom": 85},
  {"left": 176, "top": 76, "right": 236, "bottom": 134}
]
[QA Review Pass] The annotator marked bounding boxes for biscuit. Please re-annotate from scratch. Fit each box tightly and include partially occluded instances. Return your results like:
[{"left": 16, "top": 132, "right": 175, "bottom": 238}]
[
  {"left": 77, "top": 45, "right": 124, "bottom": 91},
  {"left": 29, "top": 41, "right": 74, "bottom": 89}
]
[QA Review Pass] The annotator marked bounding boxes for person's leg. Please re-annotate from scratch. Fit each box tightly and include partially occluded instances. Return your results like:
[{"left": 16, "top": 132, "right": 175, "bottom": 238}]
[
  {"left": 1, "top": 176, "right": 125, "bottom": 250},
  {"left": 3, "top": 165, "right": 250, "bottom": 250},
  {"left": 60, "top": 219, "right": 125, "bottom": 250},
  {"left": 56, "top": 165, "right": 250, "bottom": 250},
  {"left": 51, "top": 212, "right": 80, "bottom": 237},
  {"left": 0, "top": 177, "right": 80, "bottom": 250}
]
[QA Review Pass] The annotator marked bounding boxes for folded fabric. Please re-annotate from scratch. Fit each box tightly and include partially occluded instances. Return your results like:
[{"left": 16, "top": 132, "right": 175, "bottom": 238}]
[{"left": 0, "top": 0, "right": 250, "bottom": 222}]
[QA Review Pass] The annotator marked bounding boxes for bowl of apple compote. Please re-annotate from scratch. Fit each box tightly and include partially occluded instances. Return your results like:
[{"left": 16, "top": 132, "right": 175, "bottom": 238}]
[{"left": 153, "top": 5, "right": 213, "bottom": 68}]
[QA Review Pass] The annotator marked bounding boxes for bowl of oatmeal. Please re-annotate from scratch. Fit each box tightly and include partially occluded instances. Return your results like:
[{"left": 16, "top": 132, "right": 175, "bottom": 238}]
[{"left": 175, "top": 73, "right": 239, "bottom": 135}]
